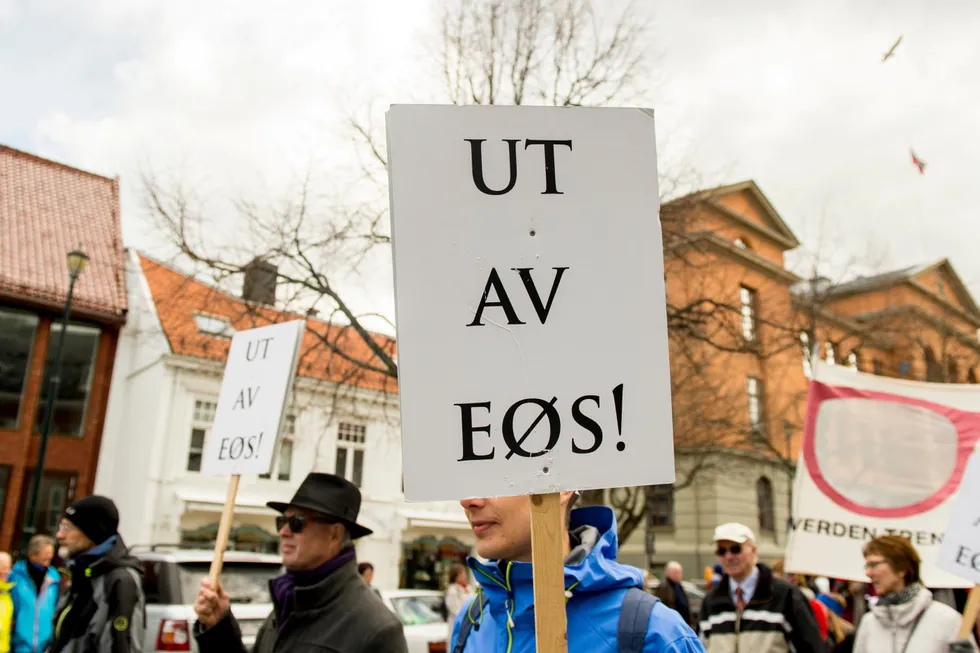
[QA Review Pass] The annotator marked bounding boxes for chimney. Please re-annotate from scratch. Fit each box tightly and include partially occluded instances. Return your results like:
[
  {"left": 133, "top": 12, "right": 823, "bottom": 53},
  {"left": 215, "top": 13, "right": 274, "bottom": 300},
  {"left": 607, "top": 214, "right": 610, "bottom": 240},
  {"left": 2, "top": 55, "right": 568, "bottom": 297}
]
[{"left": 243, "top": 258, "right": 278, "bottom": 305}]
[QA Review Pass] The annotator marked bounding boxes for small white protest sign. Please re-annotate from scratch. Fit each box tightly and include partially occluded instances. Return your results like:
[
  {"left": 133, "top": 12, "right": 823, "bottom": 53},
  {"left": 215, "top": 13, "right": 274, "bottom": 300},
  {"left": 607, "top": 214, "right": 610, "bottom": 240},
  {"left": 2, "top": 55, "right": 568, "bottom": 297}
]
[
  {"left": 387, "top": 104, "right": 674, "bottom": 501},
  {"left": 202, "top": 320, "right": 305, "bottom": 476},
  {"left": 937, "top": 453, "right": 980, "bottom": 584}
]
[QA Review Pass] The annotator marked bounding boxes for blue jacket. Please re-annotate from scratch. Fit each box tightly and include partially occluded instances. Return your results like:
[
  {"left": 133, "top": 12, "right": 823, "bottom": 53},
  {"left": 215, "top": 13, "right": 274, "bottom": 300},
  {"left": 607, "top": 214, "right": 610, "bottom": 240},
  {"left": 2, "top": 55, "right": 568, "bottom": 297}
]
[
  {"left": 450, "top": 506, "right": 704, "bottom": 652},
  {"left": 8, "top": 560, "right": 60, "bottom": 653}
]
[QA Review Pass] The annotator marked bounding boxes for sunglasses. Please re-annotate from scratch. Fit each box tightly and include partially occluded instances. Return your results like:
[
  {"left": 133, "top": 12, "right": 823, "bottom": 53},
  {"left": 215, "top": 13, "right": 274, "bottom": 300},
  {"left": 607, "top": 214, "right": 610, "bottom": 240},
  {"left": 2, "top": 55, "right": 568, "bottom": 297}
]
[
  {"left": 716, "top": 544, "right": 743, "bottom": 557},
  {"left": 275, "top": 514, "right": 335, "bottom": 534}
]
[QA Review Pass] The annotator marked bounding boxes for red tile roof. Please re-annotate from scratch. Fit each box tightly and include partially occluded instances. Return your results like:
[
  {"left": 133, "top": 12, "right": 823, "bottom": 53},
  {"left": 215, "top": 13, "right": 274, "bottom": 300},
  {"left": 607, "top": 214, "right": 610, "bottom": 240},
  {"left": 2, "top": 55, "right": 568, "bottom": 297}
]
[
  {"left": 0, "top": 145, "right": 127, "bottom": 320},
  {"left": 138, "top": 254, "right": 398, "bottom": 394}
]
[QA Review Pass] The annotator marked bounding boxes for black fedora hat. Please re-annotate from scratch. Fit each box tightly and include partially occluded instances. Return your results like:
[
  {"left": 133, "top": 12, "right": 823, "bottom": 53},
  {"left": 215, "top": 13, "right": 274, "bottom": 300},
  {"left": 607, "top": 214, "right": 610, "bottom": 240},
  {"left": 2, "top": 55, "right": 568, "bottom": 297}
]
[{"left": 267, "top": 473, "right": 373, "bottom": 539}]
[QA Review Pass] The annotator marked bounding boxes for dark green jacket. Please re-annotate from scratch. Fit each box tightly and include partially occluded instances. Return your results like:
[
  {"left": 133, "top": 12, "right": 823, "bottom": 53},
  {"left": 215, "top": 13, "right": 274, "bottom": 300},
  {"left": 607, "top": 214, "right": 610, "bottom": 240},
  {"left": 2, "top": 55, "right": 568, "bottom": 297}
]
[{"left": 195, "top": 560, "right": 407, "bottom": 653}]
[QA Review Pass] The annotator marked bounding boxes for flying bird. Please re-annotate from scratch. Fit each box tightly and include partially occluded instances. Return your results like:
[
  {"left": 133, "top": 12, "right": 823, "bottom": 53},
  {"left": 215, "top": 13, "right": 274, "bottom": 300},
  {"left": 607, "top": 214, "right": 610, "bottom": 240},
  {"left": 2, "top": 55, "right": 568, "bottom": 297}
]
[
  {"left": 910, "top": 149, "right": 926, "bottom": 174},
  {"left": 882, "top": 35, "right": 903, "bottom": 62}
]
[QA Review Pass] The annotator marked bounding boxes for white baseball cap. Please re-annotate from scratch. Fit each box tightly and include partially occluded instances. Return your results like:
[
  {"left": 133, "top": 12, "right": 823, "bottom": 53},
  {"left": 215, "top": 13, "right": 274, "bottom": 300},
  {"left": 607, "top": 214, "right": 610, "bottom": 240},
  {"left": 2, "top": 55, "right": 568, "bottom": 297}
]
[{"left": 713, "top": 522, "right": 755, "bottom": 544}]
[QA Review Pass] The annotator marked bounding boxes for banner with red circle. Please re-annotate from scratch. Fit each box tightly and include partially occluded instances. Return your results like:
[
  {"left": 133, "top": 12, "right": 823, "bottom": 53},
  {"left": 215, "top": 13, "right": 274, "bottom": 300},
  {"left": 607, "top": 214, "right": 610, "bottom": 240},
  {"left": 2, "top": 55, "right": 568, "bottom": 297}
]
[{"left": 786, "top": 362, "right": 980, "bottom": 587}]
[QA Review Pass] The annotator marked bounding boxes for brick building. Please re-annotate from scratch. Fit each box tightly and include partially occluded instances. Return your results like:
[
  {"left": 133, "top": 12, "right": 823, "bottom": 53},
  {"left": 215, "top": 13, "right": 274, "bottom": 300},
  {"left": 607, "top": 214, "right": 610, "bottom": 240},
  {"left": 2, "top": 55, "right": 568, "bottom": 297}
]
[
  {"left": 0, "top": 145, "right": 127, "bottom": 552},
  {"left": 614, "top": 180, "right": 980, "bottom": 578}
]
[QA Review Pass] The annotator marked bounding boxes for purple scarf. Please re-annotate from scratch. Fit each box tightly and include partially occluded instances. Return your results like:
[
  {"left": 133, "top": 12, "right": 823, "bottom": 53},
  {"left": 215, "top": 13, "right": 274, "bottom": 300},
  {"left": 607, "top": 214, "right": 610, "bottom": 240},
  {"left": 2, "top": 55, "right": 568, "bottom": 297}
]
[{"left": 271, "top": 547, "right": 357, "bottom": 628}]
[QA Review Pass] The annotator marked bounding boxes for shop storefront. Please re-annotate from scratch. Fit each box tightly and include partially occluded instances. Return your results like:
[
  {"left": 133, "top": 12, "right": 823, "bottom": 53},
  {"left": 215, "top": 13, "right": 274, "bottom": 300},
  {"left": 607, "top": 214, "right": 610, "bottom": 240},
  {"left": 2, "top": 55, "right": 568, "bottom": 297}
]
[
  {"left": 400, "top": 534, "right": 471, "bottom": 590},
  {"left": 397, "top": 509, "right": 475, "bottom": 590}
]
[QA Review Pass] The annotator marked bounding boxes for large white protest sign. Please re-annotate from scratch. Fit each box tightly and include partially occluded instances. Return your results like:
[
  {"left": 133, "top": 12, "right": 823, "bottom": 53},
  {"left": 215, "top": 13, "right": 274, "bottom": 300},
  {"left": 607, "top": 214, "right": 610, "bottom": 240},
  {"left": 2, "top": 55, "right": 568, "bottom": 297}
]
[
  {"left": 202, "top": 320, "right": 306, "bottom": 476},
  {"left": 937, "top": 453, "right": 980, "bottom": 584},
  {"left": 785, "top": 361, "right": 980, "bottom": 587},
  {"left": 387, "top": 105, "right": 674, "bottom": 501}
]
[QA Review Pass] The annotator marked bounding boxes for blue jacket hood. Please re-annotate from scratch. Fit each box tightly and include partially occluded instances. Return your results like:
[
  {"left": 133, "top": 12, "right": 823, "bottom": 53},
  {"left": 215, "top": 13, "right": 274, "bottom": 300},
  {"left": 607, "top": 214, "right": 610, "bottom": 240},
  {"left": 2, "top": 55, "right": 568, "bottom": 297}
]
[
  {"left": 9, "top": 559, "right": 61, "bottom": 653},
  {"left": 468, "top": 506, "right": 640, "bottom": 613},
  {"left": 453, "top": 506, "right": 704, "bottom": 653}
]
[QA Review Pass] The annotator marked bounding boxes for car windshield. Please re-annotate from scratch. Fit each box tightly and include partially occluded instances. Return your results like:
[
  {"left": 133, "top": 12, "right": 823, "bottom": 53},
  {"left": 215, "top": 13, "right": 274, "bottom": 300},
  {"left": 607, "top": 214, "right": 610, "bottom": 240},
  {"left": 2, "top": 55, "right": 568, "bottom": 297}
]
[
  {"left": 390, "top": 595, "right": 445, "bottom": 626},
  {"left": 177, "top": 562, "right": 281, "bottom": 605}
]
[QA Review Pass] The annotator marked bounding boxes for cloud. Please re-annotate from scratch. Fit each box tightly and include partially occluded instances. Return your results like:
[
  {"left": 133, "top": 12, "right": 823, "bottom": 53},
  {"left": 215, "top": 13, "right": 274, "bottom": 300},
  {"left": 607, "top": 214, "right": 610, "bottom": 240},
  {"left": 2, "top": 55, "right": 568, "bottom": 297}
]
[{"left": 3, "top": 0, "right": 980, "bottom": 309}]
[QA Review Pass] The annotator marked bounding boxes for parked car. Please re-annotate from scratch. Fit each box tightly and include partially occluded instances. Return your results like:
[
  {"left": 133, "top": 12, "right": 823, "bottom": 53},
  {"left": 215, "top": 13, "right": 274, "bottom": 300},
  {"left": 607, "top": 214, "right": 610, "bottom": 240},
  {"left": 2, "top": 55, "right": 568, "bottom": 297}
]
[
  {"left": 645, "top": 577, "right": 706, "bottom": 625},
  {"left": 132, "top": 546, "right": 282, "bottom": 652},
  {"left": 380, "top": 589, "right": 450, "bottom": 653}
]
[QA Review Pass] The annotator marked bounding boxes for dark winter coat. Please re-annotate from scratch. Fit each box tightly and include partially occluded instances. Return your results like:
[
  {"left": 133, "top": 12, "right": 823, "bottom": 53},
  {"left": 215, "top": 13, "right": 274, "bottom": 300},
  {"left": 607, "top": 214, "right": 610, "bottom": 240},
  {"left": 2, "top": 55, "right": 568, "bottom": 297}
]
[
  {"left": 47, "top": 537, "right": 145, "bottom": 653},
  {"left": 657, "top": 579, "right": 693, "bottom": 626},
  {"left": 699, "top": 563, "right": 824, "bottom": 653},
  {"left": 194, "top": 559, "right": 407, "bottom": 653}
]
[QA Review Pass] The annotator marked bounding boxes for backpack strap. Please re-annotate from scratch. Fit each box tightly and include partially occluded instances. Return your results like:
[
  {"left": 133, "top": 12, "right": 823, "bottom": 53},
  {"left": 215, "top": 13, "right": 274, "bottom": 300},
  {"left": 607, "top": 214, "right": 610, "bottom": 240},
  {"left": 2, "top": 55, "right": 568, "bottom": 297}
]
[
  {"left": 453, "top": 591, "right": 487, "bottom": 653},
  {"left": 618, "top": 588, "right": 660, "bottom": 653}
]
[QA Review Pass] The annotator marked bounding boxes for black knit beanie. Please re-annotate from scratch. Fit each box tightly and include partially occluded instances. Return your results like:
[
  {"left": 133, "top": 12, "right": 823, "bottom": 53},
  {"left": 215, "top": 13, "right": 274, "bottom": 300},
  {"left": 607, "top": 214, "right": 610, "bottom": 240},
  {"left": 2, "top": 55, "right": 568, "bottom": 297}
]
[{"left": 64, "top": 495, "right": 119, "bottom": 545}]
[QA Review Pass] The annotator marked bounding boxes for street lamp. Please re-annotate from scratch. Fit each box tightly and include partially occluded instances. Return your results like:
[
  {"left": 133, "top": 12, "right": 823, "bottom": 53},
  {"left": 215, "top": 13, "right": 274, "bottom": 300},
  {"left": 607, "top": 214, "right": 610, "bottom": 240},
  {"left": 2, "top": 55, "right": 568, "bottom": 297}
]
[{"left": 21, "top": 249, "right": 89, "bottom": 553}]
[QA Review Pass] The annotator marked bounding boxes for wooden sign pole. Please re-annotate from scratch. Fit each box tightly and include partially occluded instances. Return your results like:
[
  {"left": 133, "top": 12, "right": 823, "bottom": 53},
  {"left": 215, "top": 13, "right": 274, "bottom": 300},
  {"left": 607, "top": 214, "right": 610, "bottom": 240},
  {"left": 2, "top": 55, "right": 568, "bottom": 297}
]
[
  {"left": 957, "top": 585, "right": 980, "bottom": 640},
  {"left": 530, "top": 493, "right": 568, "bottom": 653},
  {"left": 208, "top": 474, "right": 241, "bottom": 588}
]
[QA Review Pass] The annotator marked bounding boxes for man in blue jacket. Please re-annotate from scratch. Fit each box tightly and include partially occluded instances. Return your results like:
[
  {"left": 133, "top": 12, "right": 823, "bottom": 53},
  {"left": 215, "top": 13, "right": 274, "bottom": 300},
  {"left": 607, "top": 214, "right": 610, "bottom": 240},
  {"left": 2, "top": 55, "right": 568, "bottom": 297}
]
[
  {"left": 9, "top": 535, "right": 61, "bottom": 653},
  {"left": 451, "top": 491, "right": 704, "bottom": 652}
]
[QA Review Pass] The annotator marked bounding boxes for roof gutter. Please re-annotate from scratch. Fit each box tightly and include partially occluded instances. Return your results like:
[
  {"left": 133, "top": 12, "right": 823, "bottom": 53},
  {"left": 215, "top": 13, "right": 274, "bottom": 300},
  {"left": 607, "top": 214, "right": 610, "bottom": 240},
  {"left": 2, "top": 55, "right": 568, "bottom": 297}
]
[{"left": 0, "top": 288, "right": 127, "bottom": 325}]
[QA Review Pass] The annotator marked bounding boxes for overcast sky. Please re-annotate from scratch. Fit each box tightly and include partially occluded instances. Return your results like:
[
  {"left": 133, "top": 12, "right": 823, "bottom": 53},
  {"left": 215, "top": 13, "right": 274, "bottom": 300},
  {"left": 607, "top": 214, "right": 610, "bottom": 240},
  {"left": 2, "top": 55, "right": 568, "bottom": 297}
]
[{"left": 3, "top": 0, "right": 979, "bottom": 327}]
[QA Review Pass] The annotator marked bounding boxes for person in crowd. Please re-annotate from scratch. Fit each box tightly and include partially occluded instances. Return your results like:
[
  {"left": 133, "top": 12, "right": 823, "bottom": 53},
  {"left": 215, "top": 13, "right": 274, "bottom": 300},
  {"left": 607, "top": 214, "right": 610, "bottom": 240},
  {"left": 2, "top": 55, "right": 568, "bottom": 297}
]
[
  {"left": 656, "top": 561, "right": 693, "bottom": 626},
  {"left": 814, "top": 577, "right": 831, "bottom": 596},
  {"left": 49, "top": 496, "right": 145, "bottom": 653},
  {"left": 854, "top": 535, "right": 976, "bottom": 653},
  {"left": 772, "top": 559, "right": 829, "bottom": 643},
  {"left": 817, "top": 592, "right": 856, "bottom": 652},
  {"left": 1, "top": 552, "right": 12, "bottom": 653},
  {"left": 451, "top": 491, "right": 703, "bottom": 652},
  {"left": 357, "top": 562, "right": 382, "bottom": 598},
  {"left": 839, "top": 580, "right": 869, "bottom": 625},
  {"left": 444, "top": 563, "right": 471, "bottom": 626},
  {"left": 700, "top": 525, "right": 824, "bottom": 653},
  {"left": 9, "top": 535, "right": 61, "bottom": 653},
  {"left": 193, "top": 473, "right": 408, "bottom": 653},
  {"left": 708, "top": 563, "right": 724, "bottom": 589}
]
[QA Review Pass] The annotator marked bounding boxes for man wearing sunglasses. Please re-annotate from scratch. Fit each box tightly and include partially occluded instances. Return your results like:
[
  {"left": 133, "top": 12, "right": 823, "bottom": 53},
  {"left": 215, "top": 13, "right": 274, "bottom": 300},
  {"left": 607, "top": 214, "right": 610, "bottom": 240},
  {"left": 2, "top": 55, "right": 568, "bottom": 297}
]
[
  {"left": 192, "top": 473, "right": 408, "bottom": 653},
  {"left": 698, "top": 523, "right": 823, "bottom": 653}
]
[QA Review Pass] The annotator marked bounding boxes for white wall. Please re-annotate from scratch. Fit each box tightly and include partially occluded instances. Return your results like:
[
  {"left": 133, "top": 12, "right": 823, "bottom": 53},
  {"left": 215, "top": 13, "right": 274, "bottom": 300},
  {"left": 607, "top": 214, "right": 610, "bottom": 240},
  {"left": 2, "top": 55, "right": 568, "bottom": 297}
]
[{"left": 95, "top": 250, "right": 173, "bottom": 546}]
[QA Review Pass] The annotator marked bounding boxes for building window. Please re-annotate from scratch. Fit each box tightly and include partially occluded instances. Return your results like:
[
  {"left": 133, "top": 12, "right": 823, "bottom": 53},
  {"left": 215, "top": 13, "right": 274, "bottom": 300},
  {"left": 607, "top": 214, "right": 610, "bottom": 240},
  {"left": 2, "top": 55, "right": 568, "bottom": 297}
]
[
  {"left": 194, "top": 313, "right": 235, "bottom": 338},
  {"left": 823, "top": 341, "right": 836, "bottom": 364},
  {"left": 924, "top": 347, "right": 944, "bottom": 382},
  {"left": 335, "top": 422, "right": 366, "bottom": 488},
  {"left": 15, "top": 470, "right": 76, "bottom": 541},
  {"left": 846, "top": 351, "right": 859, "bottom": 371},
  {"left": 733, "top": 237, "right": 750, "bottom": 250},
  {"left": 0, "top": 465, "right": 10, "bottom": 527},
  {"left": 0, "top": 309, "right": 39, "bottom": 429},
  {"left": 948, "top": 360, "right": 959, "bottom": 383},
  {"left": 35, "top": 323, "right": 101, "bottom": 436},
  {"left": 739, "top": 286, "right": 757, "bottom": 342},
  {"left": 260, "top": 414, "right": 296, "bottom": 481},
  {"left": 187, "top": 399, "right": 217, "bottom": 472},
  {"left": 800, "top": 332, "right": 812, "bottom": 379},
  {"left": 747, "top": 377, "right": 764, "bottom": 433},
  {"left": 647, "top": 484, "right": 674, "bottom": 527},
  {"left": 756, "top": 477, "right": 775, "bottom": 534}
]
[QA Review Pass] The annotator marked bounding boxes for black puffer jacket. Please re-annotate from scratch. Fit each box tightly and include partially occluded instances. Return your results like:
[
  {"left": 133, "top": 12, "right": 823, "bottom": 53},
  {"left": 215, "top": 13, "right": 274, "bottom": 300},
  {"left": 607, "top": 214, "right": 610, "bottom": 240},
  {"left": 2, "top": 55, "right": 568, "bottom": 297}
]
[{"left": 195, "top": 559, "right": 407, "bottom": 653}]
